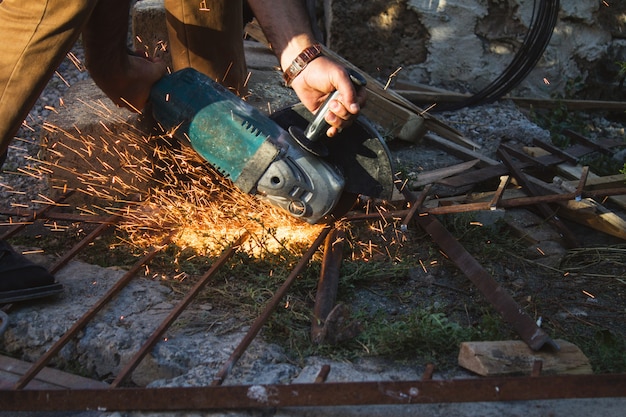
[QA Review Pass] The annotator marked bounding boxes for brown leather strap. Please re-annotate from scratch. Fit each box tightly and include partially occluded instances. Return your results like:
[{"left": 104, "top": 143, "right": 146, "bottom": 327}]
[{"left": 282, "top": 43, "right": 323, "bottom": 86}]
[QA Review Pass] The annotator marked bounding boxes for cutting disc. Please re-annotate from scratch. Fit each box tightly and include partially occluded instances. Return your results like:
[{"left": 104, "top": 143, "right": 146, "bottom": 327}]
[{"left": 270, "top": 103, "right": 395, "bottom": 201}]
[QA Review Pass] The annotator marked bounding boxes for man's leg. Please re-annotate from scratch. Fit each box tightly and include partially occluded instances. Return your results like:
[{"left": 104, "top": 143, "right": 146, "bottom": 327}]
[
  {"left": 0, "top": 0, "right": 97, "bottom": 302},
  {"left": 164, "top": 0, "right": 248, "bottom": 95},
  {"left": 0, "top": 0, "right": 98, "bottom": 154}
]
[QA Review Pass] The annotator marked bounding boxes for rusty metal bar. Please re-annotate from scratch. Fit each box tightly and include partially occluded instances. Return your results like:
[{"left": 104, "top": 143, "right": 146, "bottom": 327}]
[
  {"left": 311, "top": 227, "right": 345, "bottom": 344},
  {"left": 0, "top": 190, "right": 74, "bottom": 240},
  {"left": 1, "top": 373, "right": 624, "bottom": 411},
  {"left": 211, "top": 225, "right": 333, "bottom": 386},
  {"left": 111, "top": 232, "right": 250, "bottom": 387},
  {"left": 346, "top": 185, "right": 626, "bottom": 222},
  {"left": 574, "top": 166, "right": 589, "bottom": 199},
  {"left": 400, "top": 183, "right": 432, "bottom": 229},
  {"left": 397, "top": 181, "right": 558, "bottom": 351},
  {"left": 49, "top": 212, "right": 121, "bottom": 274},
  {"left": 0, "top": 210, "right": 113, "bottom": 224},
  {"left": 416, "top": 212, "right": 559, "bottom": 351},
  {"left": 13, "top": 234, "right": 174, "bottom": 390},
  {"left": 314, "top": 365, "right": 331, "bottom": 383}
]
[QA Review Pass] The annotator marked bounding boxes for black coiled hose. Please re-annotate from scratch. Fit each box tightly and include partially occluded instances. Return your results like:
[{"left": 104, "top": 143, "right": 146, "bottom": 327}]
[{"left": 434, "top": 0, "right": 560, "bottom": 111}]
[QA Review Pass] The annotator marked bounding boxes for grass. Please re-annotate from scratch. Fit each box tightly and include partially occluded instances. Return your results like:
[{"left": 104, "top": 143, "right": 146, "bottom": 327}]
[{"left": 530, "top": 76, "right": 625, "bottom": 177}]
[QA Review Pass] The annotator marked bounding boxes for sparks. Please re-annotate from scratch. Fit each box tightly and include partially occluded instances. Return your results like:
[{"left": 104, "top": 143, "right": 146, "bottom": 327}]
[{"left": 582, "top": 290, "right": 595, "bottom": 299}]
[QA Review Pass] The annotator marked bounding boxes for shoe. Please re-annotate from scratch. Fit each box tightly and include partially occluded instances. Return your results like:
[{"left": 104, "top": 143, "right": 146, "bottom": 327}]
[{"left": 0, "top": 241, "right": 63, "bottom": 303}]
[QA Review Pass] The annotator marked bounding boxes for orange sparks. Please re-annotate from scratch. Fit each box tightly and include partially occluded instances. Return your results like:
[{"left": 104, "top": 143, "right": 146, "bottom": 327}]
[{"left": 582, "top": 290, "right": 595, "bottom": 299}]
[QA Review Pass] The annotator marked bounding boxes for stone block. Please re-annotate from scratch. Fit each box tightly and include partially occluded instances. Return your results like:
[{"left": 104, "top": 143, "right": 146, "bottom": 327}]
[{"left": 132, "top": 0, "right": 171, "bottom": 68}]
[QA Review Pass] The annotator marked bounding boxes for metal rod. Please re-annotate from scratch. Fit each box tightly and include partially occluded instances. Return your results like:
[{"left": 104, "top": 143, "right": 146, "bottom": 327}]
[
  {"left": 416, "top": 212, "right": 559, "bottom": 351},
  {"left": 13, "top": 235, "right": 173, "bottom": 390},
  {"left": 211, "top": 225, "right": 332, "bottom": 386},
  {"left": 111, "top": 232, "right": 250, "bottom": 387},
  {"left": 1, "top": 373, "right": 625, "bottom": 411},
  {"left": 49, "top": 212, "right": 121, "bottom": 274},
  {"left": 346, "top": 187, "right": 626, "bottom": 222},
  {"left": 397, "top": 179, "right": 558, "bottom": 352},
  {"left": 401, "top": 183, "right": 432, "bottom": 229},
  {"left": 0, "top": 211, "right": 113, "bottom": 224},
  {"left": 311, "top": 227, "right": 345, "bottom": 344},
  {"left": 0, "top": 190, "right": 74, "bottom": 240}
]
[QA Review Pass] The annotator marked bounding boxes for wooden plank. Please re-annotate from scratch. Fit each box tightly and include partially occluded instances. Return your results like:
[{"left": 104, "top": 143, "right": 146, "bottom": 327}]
[
  {"left": 409, "top": 159, "right": 480, "bottom": 188},
  {"left": 425, "top": 134, "right": 500, "bottom": 166},
  {"left": 458, "top": 340, "right": 592, "bottom": 377},
  {"left": 557, "top": 198, "right": 626, "bottom": 241},
  {"left": 0, "top": 355, "right": 108, "bottom": 390},
  {"left": 560, "top": 174, "right": 626, "bottom": 191},
  {"left": 557, "top": 165, "right": 626, "bottom": 209}
]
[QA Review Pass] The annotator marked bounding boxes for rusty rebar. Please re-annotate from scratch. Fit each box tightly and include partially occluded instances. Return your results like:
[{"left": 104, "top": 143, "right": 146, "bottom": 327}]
[
  {"left": 211, "top": 225, "right": 332, "bottom": 386},
  {"left": 111, "top": 232, "right": 250, "bottom": 387},
  {"left": 311, "top": 227, "right": 345, "bottom": 344},
  {"left": 0, "top": 190, "right": 75, "bottom": 240},
  {"left": 13, "top": 234, "right": 174, "bottom": 390}
]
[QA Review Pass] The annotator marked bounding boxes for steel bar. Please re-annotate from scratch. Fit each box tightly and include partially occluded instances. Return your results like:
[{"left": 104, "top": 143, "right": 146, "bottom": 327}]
[
  {"left": 415, "top": 212, "right": 559, "bottom": 351},
  {"left": 400, "top": 184, "right": 432, "bottom": 229},
  {"left": 49, "top": 212, "right": 122, "bottom": 274},
  {"left": 397, "top": 182, "right": 558, "bottom": 351},
  {"left": 211, "top": 225, "right": 333, "bottom": 386},
  {"left": 314, "top": 364, "right": 331, "bottom": 383},
  {"left": 311, "top": 227, "right": 345, "bottom": 344},
  {"left": 13, "top": 235, "right": 174, "bottom": 390},
  {"left": 575, "top": 166, "right": 589, "bottom": 198},
  {"left": 311, "top": 228, "right": 352, "bottom": 344},
  {"left": 0, "top": 210, "right": 113, "bottom": 224},
  {"left": 0, "top": 190, "right": 74, "bottom": 240},
  {"left": 111, "top": 232, "right": 250, "bottom": 387},
  {"left": 346, "top": 187, "right": 626, "bottom": 222},
  {"left": 1, "top": 374, "right": 624, "bottom": 411}
]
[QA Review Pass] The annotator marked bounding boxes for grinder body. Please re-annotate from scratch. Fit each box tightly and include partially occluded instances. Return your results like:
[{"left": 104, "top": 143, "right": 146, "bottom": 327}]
[{"left": 150, "top": 68, "right": 345, "bottom": 224}]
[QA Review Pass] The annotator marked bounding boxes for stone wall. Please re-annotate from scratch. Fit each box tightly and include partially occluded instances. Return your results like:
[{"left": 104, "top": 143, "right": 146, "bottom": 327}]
[{"left": 323, "top": 0, "right": 625, "bottom": 100}]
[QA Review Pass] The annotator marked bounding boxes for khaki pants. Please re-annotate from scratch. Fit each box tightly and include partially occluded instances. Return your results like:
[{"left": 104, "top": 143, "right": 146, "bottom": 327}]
[
  {"left": 165, "top": 0, "right": 248, "bottom": 95},
  {"left": 0, "top": 0, "right": 247, "bottom": 155},
  {"left": 0, "top": 0, "right": 97, "bottom": 154}
]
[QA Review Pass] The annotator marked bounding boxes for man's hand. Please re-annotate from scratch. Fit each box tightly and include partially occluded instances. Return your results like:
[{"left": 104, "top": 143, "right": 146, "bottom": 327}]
[
  {"left": 290, "top": 56, "right": 367, "bottom": 138},
  {"left": 246, "top": 0, "right": 367, "bottom": 138},
  {"left": 89, "top": 53, "right": 167, "bottom": 112}
]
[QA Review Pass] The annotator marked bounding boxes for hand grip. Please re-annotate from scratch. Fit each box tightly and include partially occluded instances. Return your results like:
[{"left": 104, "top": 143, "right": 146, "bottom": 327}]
[{"left": 303, "top": 69, "right": 367, "bottom": 142}]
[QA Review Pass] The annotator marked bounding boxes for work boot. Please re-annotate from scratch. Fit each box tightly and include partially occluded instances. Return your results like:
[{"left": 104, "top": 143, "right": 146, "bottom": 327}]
[{"left": 0, "top": 241, "right": 63, "bottom": 303}]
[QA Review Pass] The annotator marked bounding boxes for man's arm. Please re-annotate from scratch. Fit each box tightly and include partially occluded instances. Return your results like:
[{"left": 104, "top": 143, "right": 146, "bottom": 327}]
[
  {"left": 82, "top": 0, "right": 166, "bottom": 112},
  {"left": 247, "top": 0, "right": 366, "bottom": 137}
]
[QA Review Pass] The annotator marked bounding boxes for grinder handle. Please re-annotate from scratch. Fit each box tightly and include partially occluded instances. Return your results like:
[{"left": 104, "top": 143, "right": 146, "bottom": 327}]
[{"left": 303, "top": 69, "right": 367, "bottom": 142}]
